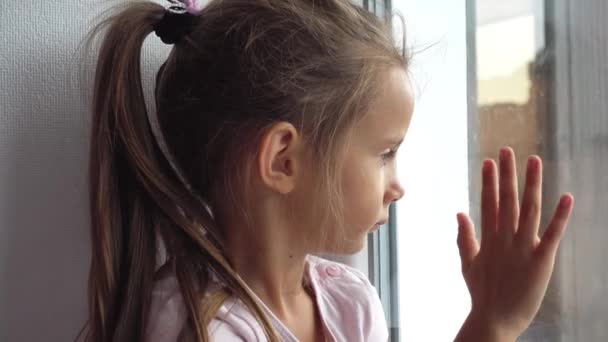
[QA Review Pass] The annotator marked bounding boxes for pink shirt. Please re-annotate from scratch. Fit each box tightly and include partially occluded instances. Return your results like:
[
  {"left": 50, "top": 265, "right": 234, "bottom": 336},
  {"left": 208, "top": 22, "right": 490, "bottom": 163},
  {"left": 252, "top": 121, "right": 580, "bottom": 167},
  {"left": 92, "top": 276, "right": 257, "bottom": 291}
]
[{"left": 145, "top": 255, "right": 389, "bottom": 341}]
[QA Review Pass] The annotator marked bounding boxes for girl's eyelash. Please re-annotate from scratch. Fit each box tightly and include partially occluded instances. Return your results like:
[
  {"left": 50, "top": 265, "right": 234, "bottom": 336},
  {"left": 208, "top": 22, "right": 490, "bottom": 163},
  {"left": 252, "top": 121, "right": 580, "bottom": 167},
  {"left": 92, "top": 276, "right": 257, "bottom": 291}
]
[{"left": 381, "top": 149, "right": 397, "bottom": 163}]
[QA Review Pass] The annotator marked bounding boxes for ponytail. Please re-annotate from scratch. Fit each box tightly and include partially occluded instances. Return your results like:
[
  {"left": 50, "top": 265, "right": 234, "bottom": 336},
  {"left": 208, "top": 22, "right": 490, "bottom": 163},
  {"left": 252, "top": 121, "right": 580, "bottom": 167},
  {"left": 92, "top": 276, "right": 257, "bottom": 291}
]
[{"left": 77, "top": 2, "right": 278, "bottom": 341}]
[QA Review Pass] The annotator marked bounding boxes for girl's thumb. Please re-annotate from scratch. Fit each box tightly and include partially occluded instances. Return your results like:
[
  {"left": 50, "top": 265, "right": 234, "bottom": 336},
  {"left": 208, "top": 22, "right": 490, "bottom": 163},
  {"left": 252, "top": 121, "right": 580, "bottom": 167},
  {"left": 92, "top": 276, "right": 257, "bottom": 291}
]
[{"left": 457, "top": 213, "right": 479, "bottom": 272}]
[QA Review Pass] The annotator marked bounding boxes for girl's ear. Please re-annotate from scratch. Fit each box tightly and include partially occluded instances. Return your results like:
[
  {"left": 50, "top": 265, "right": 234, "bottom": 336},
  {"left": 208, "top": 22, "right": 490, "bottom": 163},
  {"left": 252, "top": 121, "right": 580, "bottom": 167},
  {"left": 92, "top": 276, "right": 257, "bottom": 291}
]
[{"left": 257, "top": 121, "right": 302, "bottom": 194}]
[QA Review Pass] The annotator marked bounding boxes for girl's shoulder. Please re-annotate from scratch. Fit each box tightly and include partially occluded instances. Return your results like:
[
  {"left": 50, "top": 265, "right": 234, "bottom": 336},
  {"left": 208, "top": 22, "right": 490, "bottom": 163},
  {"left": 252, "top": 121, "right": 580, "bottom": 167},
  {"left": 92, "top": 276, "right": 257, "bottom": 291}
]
[
  {"left": 145, "top": 264, "right": 188, "bottom": 342},
  {"left": 305, "top": 255, "right": 389, "bottom": 341},
  {"left": 144, "top": 262, "right": 251, "bottom": 341}
]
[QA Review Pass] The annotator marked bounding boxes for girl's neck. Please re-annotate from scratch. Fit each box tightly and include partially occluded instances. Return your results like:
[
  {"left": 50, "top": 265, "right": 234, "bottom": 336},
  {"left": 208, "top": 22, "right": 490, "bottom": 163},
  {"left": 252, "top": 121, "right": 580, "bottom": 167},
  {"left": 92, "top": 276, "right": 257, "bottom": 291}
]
[{"left": 225, "top": 230, "right": 310, "bottom": 320}]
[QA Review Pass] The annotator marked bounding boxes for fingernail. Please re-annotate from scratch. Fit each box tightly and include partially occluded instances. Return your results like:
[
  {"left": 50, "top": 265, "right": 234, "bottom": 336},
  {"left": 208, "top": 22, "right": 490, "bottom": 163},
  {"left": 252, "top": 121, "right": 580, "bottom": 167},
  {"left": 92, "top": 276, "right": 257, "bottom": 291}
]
[
  {"left": 528, "top": 156, "right": 538, "bottom": 169},
  {"left": 482, "top": 160, "right": 490, "bottom": 171},
  {"left": 500, "top": 147, "right": 510, "bottom": 161},
  {"left": 456, "top": 213, "right": 464, "bottom": 226},
  {"left": 560, "top": 195, "right": 573, "bottom": 208}
]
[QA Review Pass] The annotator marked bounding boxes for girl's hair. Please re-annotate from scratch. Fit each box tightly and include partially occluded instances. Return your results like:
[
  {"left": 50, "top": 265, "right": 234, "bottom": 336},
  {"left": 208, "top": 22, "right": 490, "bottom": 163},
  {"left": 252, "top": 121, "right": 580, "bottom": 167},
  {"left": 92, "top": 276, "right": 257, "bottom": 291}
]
[{"left": 78, "top": 0, "right": 409, "bottom": 341}]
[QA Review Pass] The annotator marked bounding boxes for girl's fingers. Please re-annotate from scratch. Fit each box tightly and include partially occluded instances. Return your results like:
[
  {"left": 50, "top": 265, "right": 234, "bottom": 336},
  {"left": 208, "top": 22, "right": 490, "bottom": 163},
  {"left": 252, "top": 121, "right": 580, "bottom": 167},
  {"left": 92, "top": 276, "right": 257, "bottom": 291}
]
[
  {"left": 537, "top": 194, "right": 574, "bottom": 258},
  {"left": 480, "top": 159, "right": 498, "bottom": 252},
  {"left": 457, "top": 213, "right": 479, "bottom": 272},
  {"left": 516, "top": 156, "right": 543, "bottom": 247},
  {"left": 498, "top": 147, "right": 520, "bottom": 242}
]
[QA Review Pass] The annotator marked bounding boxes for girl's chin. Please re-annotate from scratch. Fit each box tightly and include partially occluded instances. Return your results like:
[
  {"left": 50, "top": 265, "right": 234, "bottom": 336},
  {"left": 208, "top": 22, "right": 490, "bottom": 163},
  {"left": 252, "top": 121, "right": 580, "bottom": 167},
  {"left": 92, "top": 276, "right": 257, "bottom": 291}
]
[
  {"left": 325, "top": 236, "right": 368, "bottom": 256},
  {"left": 319, "top": 228, "right": 379, "bottom": 255}
]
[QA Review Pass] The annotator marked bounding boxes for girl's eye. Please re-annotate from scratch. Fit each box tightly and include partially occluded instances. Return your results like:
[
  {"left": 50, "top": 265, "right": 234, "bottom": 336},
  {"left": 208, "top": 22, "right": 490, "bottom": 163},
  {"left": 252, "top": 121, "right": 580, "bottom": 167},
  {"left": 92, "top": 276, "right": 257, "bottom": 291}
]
[{"left": 381, "top": 150, "right": 397, "bottom": 164}]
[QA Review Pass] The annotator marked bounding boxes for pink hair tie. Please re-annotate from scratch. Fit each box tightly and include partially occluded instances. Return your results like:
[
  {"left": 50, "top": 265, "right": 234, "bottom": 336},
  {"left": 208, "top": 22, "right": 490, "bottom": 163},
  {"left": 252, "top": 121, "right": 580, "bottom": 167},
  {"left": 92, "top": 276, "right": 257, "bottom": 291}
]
[
  {"left": 166, "top": 0, "right": 204, "bottom": 16},
  {"left": 183, "top": 0, "right": 204, "bottom": 15}
]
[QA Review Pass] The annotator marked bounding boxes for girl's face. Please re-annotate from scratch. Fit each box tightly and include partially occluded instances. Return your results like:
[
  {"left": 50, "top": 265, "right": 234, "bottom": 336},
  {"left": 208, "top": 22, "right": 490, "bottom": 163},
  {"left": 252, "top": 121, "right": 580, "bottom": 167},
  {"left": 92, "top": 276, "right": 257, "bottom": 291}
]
[
  {"left": 245, "top": 67, "right": 414, "bottom": 257},
  {"left": 337, "top": 67, "right": 414, "bottom": 254}
]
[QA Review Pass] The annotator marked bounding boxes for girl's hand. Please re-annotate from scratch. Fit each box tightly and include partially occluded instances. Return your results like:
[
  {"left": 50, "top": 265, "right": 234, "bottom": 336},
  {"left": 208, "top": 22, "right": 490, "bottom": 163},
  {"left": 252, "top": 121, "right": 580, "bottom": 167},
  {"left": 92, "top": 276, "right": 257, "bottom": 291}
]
[{"left": 455, "top": 147, "right": 574, "bottom": 341}]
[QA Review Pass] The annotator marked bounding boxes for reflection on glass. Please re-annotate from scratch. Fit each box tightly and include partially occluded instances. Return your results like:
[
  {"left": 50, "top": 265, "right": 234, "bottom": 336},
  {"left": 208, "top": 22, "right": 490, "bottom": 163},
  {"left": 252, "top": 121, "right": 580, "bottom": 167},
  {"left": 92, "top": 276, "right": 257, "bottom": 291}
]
[{"left": 475, "top": 0, "right": 608, "bottom": 340}]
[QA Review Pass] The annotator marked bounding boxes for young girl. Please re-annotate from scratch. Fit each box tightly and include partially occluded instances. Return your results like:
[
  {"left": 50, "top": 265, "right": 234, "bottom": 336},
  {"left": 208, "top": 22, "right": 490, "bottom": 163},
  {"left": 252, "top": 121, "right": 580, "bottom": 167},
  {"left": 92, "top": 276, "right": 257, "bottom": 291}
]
[{"left": 79, "top": 0, "right": 574, "bottom": 341}]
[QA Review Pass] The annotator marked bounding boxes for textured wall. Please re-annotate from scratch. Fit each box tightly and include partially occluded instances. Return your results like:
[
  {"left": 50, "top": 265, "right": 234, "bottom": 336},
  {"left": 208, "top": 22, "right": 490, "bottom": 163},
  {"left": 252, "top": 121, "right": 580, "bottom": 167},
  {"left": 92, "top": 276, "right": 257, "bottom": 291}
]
[{"left": 0, "top": 1, "right": 168, "bottom": 340}]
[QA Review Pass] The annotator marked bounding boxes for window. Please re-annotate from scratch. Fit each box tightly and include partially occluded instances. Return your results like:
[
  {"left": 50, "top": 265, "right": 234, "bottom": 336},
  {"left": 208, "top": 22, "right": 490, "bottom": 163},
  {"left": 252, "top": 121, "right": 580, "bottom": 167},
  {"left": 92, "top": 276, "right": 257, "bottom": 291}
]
[{"left": 377, "top": 0, "right": 608, "bottom": 341}]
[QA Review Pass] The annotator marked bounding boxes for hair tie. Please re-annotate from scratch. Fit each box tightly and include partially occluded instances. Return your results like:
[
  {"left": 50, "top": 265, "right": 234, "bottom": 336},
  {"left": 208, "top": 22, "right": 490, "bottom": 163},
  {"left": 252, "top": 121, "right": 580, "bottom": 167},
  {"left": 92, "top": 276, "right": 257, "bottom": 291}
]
[
  {"left": 166, "top": 0, "right": 204, "bottom": 15},
  {"left": 154, "top": 0, "right": 204, "bottom": 45}
]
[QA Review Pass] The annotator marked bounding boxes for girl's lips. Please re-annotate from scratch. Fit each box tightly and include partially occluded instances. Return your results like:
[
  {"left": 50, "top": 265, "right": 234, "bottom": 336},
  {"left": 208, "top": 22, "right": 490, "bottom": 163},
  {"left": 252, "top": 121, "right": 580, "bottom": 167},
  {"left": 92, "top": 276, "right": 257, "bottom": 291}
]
[
  {"left": 370, "top": 218, "right": 388, "bottom": 231},
  {"left": 376, "top": 219, "right": 388, "bottom": 226}
]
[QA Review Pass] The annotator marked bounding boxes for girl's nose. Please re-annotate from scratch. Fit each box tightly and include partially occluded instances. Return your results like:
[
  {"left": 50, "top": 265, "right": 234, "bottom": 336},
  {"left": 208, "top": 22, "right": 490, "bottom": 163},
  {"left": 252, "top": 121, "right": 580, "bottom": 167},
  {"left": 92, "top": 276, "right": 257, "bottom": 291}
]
[{"left": 386, "top": 180, "right": 405, "bottom": 204}]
